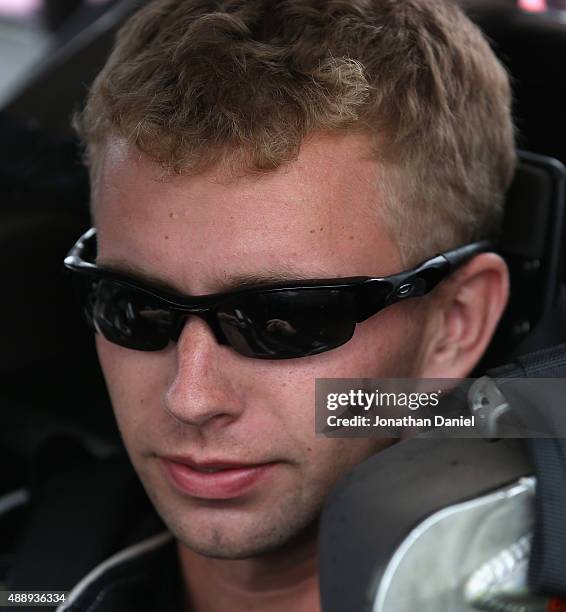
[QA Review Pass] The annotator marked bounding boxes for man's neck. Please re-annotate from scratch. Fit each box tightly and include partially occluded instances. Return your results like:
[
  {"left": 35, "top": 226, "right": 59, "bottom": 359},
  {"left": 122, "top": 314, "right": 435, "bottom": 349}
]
[{"left": 176, "top": 538, "right": 321, "bottom": 612}]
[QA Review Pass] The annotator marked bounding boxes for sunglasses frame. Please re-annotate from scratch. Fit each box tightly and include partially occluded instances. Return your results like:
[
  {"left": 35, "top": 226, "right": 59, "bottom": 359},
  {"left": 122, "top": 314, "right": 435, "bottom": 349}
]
[{"left": 64, "top": 228, "right": 493, "bottom": 358}]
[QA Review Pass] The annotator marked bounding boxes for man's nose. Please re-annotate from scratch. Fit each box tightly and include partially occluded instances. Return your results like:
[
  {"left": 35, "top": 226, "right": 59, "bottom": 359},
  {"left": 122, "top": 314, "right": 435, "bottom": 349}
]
[{"left": 162, "top": 317, "right": 245, "bottom": 428}]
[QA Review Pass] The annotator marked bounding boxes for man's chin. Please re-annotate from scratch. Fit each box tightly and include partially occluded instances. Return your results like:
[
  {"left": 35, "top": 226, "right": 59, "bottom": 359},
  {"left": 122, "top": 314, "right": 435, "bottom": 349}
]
[
  {"left": 166, "top": 506, "right": 321, "bottom": 561},
  {"left": 170, "top": 517, "right": 310, "bottom": 560},
  {"left": 176, "top": 534, "right": 288, "bottom": 560}
]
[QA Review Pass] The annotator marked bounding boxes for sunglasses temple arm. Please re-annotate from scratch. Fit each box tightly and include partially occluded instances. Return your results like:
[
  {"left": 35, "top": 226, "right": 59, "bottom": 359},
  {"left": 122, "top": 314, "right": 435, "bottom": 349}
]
[
  {"left": 389, "top": 240, "right": 495, "bottom": 302},
  {"left": 441, "top": 240, "right": 495, "bottom": 271}
]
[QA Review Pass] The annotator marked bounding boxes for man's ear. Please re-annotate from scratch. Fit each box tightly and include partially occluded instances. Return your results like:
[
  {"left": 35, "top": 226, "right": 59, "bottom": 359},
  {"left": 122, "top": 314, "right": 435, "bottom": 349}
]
[{"left": 417, "top": 253, "right": 509, "bottom": 378}]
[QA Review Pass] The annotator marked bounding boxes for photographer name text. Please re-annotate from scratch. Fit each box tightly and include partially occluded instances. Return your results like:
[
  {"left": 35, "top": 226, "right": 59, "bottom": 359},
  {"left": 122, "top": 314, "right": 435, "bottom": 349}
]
[{"left": 325, "top": 414, "right": 475, "bottom": 428}]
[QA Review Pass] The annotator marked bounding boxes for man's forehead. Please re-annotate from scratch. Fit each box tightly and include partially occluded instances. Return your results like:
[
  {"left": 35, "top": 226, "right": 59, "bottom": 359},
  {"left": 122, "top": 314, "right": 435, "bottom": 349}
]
[{"left": 94, "top": 131, "right": 402, "bottom": 293}]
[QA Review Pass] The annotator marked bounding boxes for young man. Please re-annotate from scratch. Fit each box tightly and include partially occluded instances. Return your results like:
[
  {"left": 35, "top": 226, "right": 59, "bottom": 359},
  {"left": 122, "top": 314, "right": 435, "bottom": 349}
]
[{"left": 6, "top": 1, "right": 516, "bottom": 610}]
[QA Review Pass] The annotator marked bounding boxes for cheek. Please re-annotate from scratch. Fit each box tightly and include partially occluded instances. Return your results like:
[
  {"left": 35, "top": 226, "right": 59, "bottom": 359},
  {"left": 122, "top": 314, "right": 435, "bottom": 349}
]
[
  {"left": 245, "top": 350, "right": 401, "bottom": 479},
  {"left": 246, "top": 371, "right": 374, "bottom": 499},
  {"left": 259, "top": 374, "right": 392, "bottom": 504},
  {"left": 95, "top": 336, "right": 173, "bottom": 431},
  {"left": 343, "top": 299, "right": 427, "bottom": 377}
]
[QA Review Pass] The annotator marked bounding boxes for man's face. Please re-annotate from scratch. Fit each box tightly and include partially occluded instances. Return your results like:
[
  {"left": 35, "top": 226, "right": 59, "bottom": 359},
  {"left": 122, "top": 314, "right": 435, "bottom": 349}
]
[{"left": 94, "top": 132, "right": 429, "bottom": 559}]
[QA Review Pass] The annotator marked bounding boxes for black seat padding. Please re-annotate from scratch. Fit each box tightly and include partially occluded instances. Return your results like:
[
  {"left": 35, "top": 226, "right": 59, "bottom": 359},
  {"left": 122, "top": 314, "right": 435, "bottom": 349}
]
[
  {"left": 0, "top": 114, "right": 118, "bottom": 495},
  {"left": 318, "top": 437, "right": 532, "bottom": 612},
  {"left": 478, "top": 151, "right": 566, "bottom": 370}
]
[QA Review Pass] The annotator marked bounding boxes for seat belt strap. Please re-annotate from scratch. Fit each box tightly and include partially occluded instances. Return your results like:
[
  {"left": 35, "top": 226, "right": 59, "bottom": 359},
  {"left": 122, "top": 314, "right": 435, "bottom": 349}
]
[
  {"left": 528, "top": 439, "right": 566, "bottom": 597},
  {"left": 488, "top": 344, "right": 566, "bottom": 597}
]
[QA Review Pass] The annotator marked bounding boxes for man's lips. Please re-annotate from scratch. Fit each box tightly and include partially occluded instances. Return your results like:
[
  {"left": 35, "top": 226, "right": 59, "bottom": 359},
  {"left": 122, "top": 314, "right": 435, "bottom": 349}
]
[{"left": 159, "top": 456, "right": 279, "bottom": 500}]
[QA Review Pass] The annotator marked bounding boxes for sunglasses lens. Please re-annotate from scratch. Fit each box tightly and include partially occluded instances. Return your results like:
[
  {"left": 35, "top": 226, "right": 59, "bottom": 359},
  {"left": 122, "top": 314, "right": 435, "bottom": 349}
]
[
  {"left": 81, "top": 278, "right": 175, "bottom": 351},
  {"left": 216, "top": 288, "right": 357, "bottom": 358},
  {"left": 73, "top": 274, "right": 358, "bottom": 358}
]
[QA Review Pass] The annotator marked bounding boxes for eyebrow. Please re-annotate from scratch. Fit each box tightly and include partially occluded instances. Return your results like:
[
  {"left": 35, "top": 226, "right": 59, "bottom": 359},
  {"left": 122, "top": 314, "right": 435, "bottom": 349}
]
[{"left": 96, "top": 259, "right": 317, "bottom": 295}]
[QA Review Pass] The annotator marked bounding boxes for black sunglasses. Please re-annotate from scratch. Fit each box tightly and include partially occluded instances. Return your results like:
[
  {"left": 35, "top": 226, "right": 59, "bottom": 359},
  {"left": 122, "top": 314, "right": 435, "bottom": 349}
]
[{"left": 64, "top": 228, "right": 492, "bottom": 360}]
